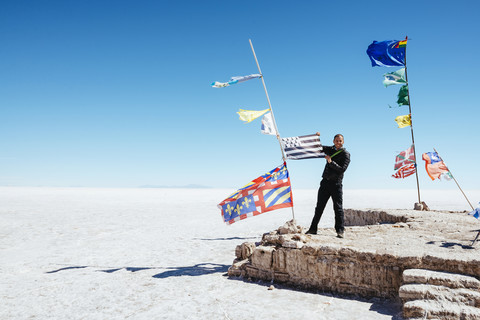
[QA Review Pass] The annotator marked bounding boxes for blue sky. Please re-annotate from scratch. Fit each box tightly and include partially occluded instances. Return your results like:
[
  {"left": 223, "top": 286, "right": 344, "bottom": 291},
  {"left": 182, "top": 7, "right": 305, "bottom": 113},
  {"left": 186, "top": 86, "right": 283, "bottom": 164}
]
[{"left": 1, "top": 1, "right": 479, "bottom": 193}]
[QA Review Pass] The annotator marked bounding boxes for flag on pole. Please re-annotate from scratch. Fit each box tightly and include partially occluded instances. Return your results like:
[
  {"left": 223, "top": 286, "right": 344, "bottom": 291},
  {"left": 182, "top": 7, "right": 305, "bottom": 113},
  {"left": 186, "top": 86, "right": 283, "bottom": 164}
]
[
  {"left": 281, "top": 134, "right": 324, "bottom": 160},
  {"left": 469, "top": 204, "right": 480, "bottom": 219},
  {"left": 366, "top": 39, "right": 407, "bottom": 67},
  {"left": 237, "top": 108, "right": 269, "bottom": 123},
  {"left": 395, "top": 114, "right": 411, "bottom": 128},
  {"left": 422, "top": 152, "right": 449, "bottom": 180},
  {"left": 383, "top": 68, "right": 406, "bottom": 87},
  {"left": 261, "top": 112, "right": 277, "bottom": 135},
  {"left": 211, "top": 74, "right": 262, "bottom": 88},
  {"left": 397, "top": 85, "right": 409, "bottom": 106},
  {"left": 218, "top": 163, "right": 293, "bottom": 225},
  {"left": 392, "top": 163, "right": 416, "bottom": 179},
  {"left": 394, "top": 145, "right": 415, "bottom": 170}
]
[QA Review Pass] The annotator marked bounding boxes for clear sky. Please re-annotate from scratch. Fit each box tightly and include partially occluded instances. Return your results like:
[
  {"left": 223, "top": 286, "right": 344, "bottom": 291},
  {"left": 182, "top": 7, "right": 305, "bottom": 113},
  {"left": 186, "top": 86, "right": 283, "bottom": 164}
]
[{"left": 1, "top": 1, "right": 479, "bottom": 193}]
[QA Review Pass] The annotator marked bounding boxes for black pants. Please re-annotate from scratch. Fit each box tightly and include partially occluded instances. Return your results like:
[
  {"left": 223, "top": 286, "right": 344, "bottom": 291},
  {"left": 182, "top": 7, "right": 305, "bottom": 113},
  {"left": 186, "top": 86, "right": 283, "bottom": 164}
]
[{"left": 309, "top": 179, "right": 344, "bottom": 233}]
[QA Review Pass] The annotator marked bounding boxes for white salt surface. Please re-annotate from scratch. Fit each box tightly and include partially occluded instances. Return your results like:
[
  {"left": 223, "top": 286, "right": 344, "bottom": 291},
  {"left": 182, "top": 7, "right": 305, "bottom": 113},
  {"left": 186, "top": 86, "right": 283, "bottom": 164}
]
[{"left": 1, "top": 187, "right": 479, "bottom": 319}]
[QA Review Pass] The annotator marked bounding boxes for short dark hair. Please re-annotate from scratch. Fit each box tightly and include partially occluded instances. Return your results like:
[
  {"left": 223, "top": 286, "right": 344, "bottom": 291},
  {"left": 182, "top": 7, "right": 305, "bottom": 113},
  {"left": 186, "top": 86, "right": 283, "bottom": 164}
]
[{"left": 334, "top": 134, "right": 344, "bottom": 139}]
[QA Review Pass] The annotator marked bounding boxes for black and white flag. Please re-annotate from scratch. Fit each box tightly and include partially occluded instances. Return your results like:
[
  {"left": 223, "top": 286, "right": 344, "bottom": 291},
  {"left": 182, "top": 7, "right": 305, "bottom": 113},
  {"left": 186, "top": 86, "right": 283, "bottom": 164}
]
[{"left": 281, "top": 134, "right": 324, "bottom": 160}]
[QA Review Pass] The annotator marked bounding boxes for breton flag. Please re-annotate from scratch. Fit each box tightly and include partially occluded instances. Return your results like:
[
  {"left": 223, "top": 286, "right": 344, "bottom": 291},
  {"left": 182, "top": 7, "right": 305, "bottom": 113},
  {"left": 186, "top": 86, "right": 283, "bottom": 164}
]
[
  {"left": 394, "top": 145, "right": 415, "bottom": 170},
  {"left": 392, "top": 163, "right": 416, "bottom": 179},
  {"left": 218, "top": 163, "right": 293, "bottom": 225},
  {"left": 211, "top": 74, "right": 262, "bottom": 88},
  {"left": 281, "top": 134, "right": 324, "bottom": 160}
]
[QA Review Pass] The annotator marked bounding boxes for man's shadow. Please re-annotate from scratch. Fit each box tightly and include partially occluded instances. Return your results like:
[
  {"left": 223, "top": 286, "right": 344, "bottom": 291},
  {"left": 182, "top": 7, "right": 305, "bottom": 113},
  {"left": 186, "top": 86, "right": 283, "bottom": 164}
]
[
  {"left": 152, "top": 263, "right": 229, "bottom": 278},
  {"left": 426, "top": 240, "right": 475, "bottom": 250},
  {"left": 46, "top": 263, "right": 230, "bottom": 279}
]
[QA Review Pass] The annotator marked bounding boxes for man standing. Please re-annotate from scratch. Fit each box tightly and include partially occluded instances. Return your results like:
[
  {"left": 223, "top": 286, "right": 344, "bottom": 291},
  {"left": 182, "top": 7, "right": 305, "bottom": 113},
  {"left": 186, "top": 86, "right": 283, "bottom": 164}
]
[{"left": 306, "top": 133, "right": 350, "bottom": 238}]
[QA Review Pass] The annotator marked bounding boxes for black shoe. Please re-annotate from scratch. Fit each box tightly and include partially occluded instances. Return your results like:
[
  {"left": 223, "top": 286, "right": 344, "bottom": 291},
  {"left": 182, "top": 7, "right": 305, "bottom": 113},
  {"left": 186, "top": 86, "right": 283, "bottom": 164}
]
[
  {"left": 306, "top": 229, "right": 317, "bottom": 235},
  {"left": 336, "top": 231, "right": 344, "bottom": 238}
]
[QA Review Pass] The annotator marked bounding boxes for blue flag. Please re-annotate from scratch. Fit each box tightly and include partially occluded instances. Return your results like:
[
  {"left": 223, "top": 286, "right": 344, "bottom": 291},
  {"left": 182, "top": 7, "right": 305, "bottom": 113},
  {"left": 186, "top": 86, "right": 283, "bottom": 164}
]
[
  {"left": 366, "top": 40, "right": 406, "bottom": 67},
  {"left": 469, "top": 204, "right": 480, "bottom": 219}
]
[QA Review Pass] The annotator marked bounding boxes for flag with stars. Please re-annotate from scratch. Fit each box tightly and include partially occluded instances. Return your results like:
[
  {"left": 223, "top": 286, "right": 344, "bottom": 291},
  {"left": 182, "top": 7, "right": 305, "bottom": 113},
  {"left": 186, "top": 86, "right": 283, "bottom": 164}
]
[{"left": 218, "top": 163, "right": 293, "bottom": 225}]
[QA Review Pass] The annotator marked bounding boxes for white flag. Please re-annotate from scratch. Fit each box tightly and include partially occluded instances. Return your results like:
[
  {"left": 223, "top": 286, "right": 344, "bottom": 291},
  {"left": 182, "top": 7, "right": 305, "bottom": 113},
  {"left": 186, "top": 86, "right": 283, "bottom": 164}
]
[{"left": 261, "top": 112, "right": 277, "bottom": 135}]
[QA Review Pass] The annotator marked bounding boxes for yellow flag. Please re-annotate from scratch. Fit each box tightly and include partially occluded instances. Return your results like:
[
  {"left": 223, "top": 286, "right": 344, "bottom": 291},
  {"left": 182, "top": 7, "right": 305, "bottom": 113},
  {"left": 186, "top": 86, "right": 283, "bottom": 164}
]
[
  {"left": 395, "top": 114, "right": 411, "bottom": 128},
  {"left": 237, "top": 108, "right": 270, "bottom": 123}
]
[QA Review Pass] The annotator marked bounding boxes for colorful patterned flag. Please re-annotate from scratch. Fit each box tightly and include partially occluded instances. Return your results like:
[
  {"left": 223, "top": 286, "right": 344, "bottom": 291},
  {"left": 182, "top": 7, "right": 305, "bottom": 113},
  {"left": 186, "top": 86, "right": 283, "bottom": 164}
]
[
  {"left": 397, "top": 85, "right": 409, "bottom": 106},
  {"left": 392, "top": 163, "right": 416, "bottom": 179},
  {"left": 218, "top": 163, "right": 293, "bottom": 225},
  {"left": 422, "top": 152, "right": 449, "bottom": 180},
  {"left": 261, "top": 112, "right": 277, "bottom": 135},
  {"left": 383, "top": 68, "right": 406, "bottom": 87},
  {"left": 237, "top": 108, "right": 269, "bottom": 123},
  {"left": 211, "top": 74, "right": 262, "bottom": 88},
  {"left": 394, "top": 145, "right": 415, "bottom": 170},
  {"left": 366, "top": 39, "right": 406, "bottom": 67},
  {"left": 395, "top": 114, "right": 411, "bottom": 128},
  {"left": 281, "top": 134, "right": 324, "bottom": 160}
]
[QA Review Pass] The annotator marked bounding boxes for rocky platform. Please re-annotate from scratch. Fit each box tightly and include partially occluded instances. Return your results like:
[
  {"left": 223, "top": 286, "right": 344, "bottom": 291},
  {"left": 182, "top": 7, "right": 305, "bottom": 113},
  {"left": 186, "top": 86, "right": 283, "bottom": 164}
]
[{"left": 228, "top": 209, "right": 480, "bottom": 319}]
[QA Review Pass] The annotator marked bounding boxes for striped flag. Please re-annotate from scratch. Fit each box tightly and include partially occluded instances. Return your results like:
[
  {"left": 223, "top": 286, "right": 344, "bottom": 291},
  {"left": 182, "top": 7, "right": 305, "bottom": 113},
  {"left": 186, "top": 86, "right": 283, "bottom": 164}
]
[
  {"left": 281, "top": 134, "right": 324, "bottom": 160},
  {"left": 392, "top": 163, "right": 416, "bottom": 179},
  {"left": 218, "top": 163, "right": 293, "bottom": 225},
  {"left": 394, "top": 145, "right": 415, "bottom": 170}
]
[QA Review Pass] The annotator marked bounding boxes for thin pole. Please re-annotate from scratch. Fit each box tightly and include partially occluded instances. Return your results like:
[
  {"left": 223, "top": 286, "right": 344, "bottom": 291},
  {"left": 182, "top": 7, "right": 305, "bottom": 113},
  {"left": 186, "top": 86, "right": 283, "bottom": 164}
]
[
  {"left": 433, "top": 147, "right": 474, "bottom": 211},
  {"left": 403, "top": 36, "right": 422, "bottom": 205},
  {"left": 248, "top": 39, "right": 295, "bottom": 220},
  {"left": 248, "top": 39, "right": 286, "bottom": 162},
  {"left": 434, "top": 147, "right": 480, "bottom": 246}
]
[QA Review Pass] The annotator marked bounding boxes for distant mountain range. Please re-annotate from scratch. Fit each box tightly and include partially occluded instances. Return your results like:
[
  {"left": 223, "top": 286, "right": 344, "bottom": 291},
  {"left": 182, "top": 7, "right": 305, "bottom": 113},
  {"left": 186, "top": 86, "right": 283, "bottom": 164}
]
[{"left": 138, "top": 184, "right": 212, "bottom": 189}]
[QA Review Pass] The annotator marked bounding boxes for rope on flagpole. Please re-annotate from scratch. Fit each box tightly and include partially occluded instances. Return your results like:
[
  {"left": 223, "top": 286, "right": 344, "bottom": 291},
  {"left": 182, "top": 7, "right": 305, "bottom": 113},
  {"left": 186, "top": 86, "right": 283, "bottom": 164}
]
[
  {"left": 248, "top": 39, "right": 295, "bottom": 220},
  {"left": 403, "top": 35, "right": 422, "bottom": 206},
  {"left": 432, "top": 148, "right": 478, "bottom": 246},
  {"left": 433, "top": 147, "right": 474, "bottom": 211}
]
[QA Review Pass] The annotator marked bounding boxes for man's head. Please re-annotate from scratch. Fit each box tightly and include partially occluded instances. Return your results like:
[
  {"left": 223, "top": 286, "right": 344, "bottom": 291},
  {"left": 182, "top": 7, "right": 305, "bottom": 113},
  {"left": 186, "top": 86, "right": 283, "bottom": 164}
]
[{"left": 333, "top": 134, "right": 344, "bottom": 149}]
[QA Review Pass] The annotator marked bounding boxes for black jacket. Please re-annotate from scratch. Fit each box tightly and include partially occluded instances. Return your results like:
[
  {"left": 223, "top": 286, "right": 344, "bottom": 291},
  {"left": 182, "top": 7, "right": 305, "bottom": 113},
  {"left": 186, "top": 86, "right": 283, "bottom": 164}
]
[{"left": 321, "top": 146, "right": 350, "bottom": 182}]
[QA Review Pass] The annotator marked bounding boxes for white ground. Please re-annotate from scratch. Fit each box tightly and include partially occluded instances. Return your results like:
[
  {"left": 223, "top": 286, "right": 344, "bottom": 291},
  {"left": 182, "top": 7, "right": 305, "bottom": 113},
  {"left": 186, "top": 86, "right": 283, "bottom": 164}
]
[{"left": 1, "top": 187, "right": 479, "bottom": 319}]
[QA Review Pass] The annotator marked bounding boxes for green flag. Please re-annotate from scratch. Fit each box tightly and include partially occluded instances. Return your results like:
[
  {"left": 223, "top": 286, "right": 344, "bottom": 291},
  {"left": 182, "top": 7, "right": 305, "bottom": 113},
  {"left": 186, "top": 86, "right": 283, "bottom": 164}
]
[
  {"left": 383, "top": 68, "right": 406, "bottom": 87},
  {"left": 397, "top": 85, "right": 409, "bottom": 106}
]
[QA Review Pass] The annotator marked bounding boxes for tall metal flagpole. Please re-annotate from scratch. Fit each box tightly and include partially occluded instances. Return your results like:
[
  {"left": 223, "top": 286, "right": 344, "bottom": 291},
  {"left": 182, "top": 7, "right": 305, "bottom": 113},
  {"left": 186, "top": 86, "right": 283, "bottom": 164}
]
[
  {"left": 248, "top": 39, "right": 295, "bottom": 220},
  {"left": 248, "top": 39, "right": 286, "bottom": 161},
  {"left": 403, "top": 36, "right": 422, "bottom": 206}
]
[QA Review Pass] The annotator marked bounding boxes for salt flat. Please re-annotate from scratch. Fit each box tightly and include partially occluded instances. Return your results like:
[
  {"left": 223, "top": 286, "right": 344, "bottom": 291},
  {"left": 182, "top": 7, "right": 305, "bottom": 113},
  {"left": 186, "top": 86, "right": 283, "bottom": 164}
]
[{"left": 1, "top": 187, "right": 479, "bottom": 319}]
